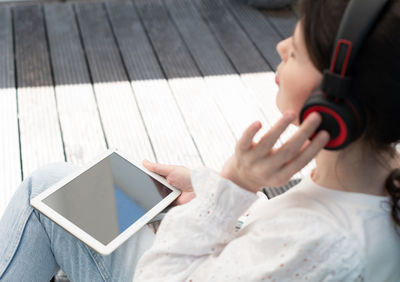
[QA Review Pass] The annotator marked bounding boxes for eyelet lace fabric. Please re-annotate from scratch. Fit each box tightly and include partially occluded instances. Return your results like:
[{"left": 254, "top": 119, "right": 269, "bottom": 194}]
[{"left": 134, "top": 168, "right": 366, "bottom": 281}]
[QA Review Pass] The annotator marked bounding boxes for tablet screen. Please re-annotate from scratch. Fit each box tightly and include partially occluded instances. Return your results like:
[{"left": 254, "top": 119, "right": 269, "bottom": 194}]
[{"left": 42, "top": 153, "right": 172, "bottom": 245}]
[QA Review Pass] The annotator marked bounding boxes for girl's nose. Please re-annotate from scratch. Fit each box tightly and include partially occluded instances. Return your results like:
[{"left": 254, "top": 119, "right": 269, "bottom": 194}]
[{"left": 276, "top": 37, "right": 291, "bottom": 62}]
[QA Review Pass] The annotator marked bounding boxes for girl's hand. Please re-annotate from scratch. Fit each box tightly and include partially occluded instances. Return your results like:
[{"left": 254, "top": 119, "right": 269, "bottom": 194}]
[
  {"left": 142, "top": 160, "right": 195, "bottom": 205},
  {"left": 220, "top": 112, "right": 330, "bottom": 193}
]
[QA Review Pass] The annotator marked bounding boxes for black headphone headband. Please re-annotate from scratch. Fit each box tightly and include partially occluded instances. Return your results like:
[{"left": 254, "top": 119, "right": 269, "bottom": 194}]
[{"left": 321, "top": 0, "right": 390, "bottom": 98}]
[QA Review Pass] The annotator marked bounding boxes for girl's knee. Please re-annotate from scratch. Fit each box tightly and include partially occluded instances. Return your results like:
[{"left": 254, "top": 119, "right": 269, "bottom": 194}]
[{"left": 29, "top": 162, "right": 77, "bottom": 198}]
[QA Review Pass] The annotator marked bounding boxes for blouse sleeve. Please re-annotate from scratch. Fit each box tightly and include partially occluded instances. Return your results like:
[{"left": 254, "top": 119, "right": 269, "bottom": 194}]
[{"left": 133, "top": 168, "right": 365, "bottom": 282}]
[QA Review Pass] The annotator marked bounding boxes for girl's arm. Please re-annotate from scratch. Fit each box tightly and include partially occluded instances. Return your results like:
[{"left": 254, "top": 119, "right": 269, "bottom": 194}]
[
  {"left": 134, "top": 168, "right": 364, "bottom": 281},
  {"left": 134, "top": 113, "right": 332, "bottom": 281},
  {"left": 134, "top": 167, "right": 258, "bottom": 281}
]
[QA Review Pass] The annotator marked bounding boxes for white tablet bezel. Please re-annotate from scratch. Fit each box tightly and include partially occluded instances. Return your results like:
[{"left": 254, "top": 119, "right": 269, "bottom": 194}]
[{"left": 30, "top": 149, "right": 181, "bottom": 255}]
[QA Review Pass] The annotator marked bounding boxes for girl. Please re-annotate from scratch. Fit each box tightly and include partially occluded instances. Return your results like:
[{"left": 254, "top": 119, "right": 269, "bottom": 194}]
[
  {"left": 133, "top": 1, "right": 400, "bottom": 280},
  {"left": 1, "top": 0, "right": 399, "bottom": 281}
]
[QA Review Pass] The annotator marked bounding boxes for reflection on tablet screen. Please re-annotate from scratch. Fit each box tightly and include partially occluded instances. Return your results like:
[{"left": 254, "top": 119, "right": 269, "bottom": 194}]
[
  {"left": 114, "top": 184, "right": 146, "bottom": 233},
  {"left": 42, "top": 153, "right": 172, "bottom": 245}
]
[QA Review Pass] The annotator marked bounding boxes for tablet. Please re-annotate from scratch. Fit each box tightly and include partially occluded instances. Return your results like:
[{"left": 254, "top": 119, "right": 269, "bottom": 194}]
[{"left": 30, "top": 149, "right": 181, "bottom": 255}]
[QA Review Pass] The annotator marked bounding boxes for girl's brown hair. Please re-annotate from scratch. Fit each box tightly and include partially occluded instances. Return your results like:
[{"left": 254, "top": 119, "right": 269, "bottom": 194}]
[{"left": 298, "top": 0, "right": 400, "bottom": 227}]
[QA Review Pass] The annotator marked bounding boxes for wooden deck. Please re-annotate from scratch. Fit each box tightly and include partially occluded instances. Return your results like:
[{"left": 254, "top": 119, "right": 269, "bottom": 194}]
[{"left": 0, "top": 0, "right": 304, "bottom": 218}]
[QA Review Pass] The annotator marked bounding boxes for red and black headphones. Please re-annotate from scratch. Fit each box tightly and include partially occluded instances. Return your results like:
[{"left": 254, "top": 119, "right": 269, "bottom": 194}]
[{"left": 299, "top": 0, "right": 390, "bottom": 150}]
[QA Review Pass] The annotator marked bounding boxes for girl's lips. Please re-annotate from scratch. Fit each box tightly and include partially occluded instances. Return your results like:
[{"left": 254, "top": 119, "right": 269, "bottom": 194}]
[{"left": 275, "top": 74, "right": 280, "bottom": 86}]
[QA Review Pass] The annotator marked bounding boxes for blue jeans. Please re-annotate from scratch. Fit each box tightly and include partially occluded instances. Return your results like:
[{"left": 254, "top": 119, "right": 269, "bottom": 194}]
[{"left": 0, "top": 163, "right": 155, "bottom": 281}]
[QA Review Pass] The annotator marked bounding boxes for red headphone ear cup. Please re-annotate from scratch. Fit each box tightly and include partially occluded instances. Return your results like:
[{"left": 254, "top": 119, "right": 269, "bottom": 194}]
[{"left": 300, "top": 93, "right": 365, "bottom": 150}]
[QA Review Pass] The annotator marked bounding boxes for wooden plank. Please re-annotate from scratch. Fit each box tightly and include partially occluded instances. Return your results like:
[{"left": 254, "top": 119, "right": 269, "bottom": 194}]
[
  {"left": 132, "top": 0, "right": 201, "bottom": 79},
  {"left": 132, "top": 0, "right": 238, "bottom": 169},
  {"left": 164, "top": 0, "right": 265, "bottom": 149},
  {"left": 14, "top": 5, "right": 52, "bottom": 88},
  {"left": 194, "top": 0, "right": 270, "bottom": 74},
  {"left": 263, "top": 7, "right": 298, "bottom": 39},
  {"left": 167, "top": 0, "right": 239, "bottom": 77},
  {"left": 192, "top": 0, "right": 281, "bottom": 129},
  {"left": 0, "top": 6, "right": 21, "bottom": 218},
  {"left": 107, "top": 0, "right": 206, "bottom": 168},
  {"left": 165, "top": 78, "right": 235, "bottom": 170},
  {"left": 291, "top": 0, "right": 300, "bottom": 18},
  {"left": 73, "top": 2, "right": 157, "bottom": 163},
  {"left": 137, "top": 0, "right": 269, "bottom": 149},
  {"left": 14, "top": 5, "right": 65, "bottom": 177},
  {"left": 225, "top": 0, "right": 283, "bottom": 70},
  {"left": 44, "top": 3, "right": 107, "bottom": 165},
  {"left": 164, "top": 0, "right": 236, "bottom": 76},
  {"left": 0, "top": 7, "right": 14, "bottom": 89},
  {"left": 104, "top": 1, "right": 165, "bottom": 82},
  {"left": 164, "top": 0, "right": 270, "bottom": 141},
  {"left": 195, "top": 0, "right": 294, "bottom": 134},
  {"left": 203, "top": 74, "right": 272, "bottom": 140}
]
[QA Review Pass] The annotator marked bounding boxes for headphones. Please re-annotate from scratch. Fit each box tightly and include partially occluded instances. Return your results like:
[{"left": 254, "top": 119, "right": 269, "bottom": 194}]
[{"left": 299, "top": 0, "right": 389, "bottom": 150}]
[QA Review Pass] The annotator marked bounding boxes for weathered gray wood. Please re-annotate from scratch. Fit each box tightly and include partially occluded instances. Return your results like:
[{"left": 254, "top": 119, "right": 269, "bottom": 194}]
[
  {"left": 107, "top": 0, "right": 204, "bottom": 168},
  {"left": 0, "top": 6, "right": 21, "bottom": 218},
  {"left": 291, "top": 0, "right": 300, "bottom": 18},
  {"left": 225, "top": 0, "right": 283, "bottom": 70},
  {"left": 44, "top": 3, "right": 91, "bottom": 86},
  {"left": 165, "top": 0, "right": 270, "bottom": 148},
  {"left": 74, "top": 2, "right": 156, "bottom": 163},
  {"left": 133, "top": 0, "right": 202, "bottom": 79},
  {"left": 14, "top": 5, "right": 53, "bottom": 88},
  {"left": 191, "top": 0, "right": 281, "bottom": 131},
  {"left": 133, "top": 0, "right": 236, "bottom": 169},
  {"left": 263, "top": 7, "right": 298, "bottom": 39},
  {"left": 74, "top": 3, "right": 128, "bottom": 84},
  {"left": 164, "top": 0, "right": 236, "bottom": 76},
  {"left": 165, "top": 0, "right": 270, "bottom": 141},
  {"left": 44, "top": 3, "right": 107, "bottom": 165},
  {"left": 105, "top": 1, "right": 165, "bottom": 82},
  {"left": 193, "top": 0, "right": 281, "bottom": 123},
  {"left": 194, "top": 0, "right": 270, "bottom": 74},
  {"left": 189, "top": 0, "right": 280, "bottom": 130},
  {"left": 0, "top": 7, "right": 14, "bottom": 89},
  {"left": 14, "top": 5, "right": 65, "bottom": 177}
]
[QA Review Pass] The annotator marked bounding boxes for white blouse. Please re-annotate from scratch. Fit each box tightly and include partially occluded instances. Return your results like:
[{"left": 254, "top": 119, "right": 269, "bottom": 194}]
[{"left": 134, "top": 168, "right": 400, "bottom": 282}]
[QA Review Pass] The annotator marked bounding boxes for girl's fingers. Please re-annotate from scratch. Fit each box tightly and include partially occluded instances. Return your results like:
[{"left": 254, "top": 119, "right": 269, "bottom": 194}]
[
  {"left": 142, "top": 159, "right": 174, "bottom": 177},
  {"left": 299, "top": 139, "right": 311, "bottom": 152},
  {"left": 236, "top": 121, "right": 262, "bottom": 153},
  {"left": 174, "top": 192, "right": 196, "bottom": 206},
  {"left": 273, "top": 112, "right": 322, "bottom": 163},
  {"left": 253, "top": 112, "right": 296, "bottom": 156},
  {"left": 280, "top": 130, "right": 330, "bottom": 178}
]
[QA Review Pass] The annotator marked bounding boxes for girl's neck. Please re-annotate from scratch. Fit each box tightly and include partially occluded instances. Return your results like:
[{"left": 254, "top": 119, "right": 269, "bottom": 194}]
[{"left": 312, "top": 142, "right": 397, "bottom": 196}]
